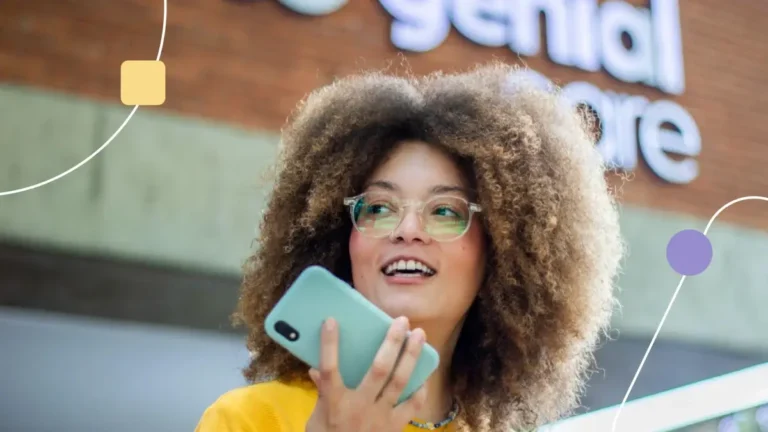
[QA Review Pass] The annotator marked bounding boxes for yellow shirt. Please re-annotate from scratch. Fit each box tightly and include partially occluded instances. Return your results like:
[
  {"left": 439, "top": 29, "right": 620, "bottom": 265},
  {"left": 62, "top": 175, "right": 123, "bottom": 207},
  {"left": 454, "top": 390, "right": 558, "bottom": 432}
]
[{"left": 195, "top": 380, "right": 456, "bottom": 432}]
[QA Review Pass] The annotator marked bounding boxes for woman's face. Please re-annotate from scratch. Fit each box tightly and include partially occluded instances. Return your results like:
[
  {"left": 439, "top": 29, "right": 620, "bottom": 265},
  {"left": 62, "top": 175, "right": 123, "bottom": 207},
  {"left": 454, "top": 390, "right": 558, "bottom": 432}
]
[{"left": 348, "top": 140, "right": 486, "bottom": 326}]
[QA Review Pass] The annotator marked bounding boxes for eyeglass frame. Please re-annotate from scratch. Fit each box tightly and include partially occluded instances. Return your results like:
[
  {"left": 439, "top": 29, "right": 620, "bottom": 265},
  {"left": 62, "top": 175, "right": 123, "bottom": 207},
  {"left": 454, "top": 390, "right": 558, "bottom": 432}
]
[{"left": 342, "top": 191, "right": 483, "bottom": 242}]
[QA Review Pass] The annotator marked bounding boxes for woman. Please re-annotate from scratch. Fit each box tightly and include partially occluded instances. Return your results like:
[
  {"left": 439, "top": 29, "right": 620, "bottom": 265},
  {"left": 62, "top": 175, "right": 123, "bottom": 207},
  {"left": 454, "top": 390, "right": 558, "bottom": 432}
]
[{"left": 195, "top": 62, "right": 624, "bottom": 431}]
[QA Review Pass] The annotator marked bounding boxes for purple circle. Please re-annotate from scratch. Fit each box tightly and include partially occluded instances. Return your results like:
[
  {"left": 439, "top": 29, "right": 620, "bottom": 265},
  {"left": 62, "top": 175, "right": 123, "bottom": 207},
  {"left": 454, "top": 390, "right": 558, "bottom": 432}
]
[{"left": 666, "top": 229, "right": 713, "bottom": 276}]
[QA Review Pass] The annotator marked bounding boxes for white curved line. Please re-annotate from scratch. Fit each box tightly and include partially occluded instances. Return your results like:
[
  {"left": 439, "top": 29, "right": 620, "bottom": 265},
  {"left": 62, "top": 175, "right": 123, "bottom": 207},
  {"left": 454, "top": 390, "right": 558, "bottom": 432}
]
[
  {"left": 0, "top": 0, "right": 168, "bottom": 197},
  {"left": 156, "top": 0, "right": 167, "bottom": 62},
  {"left": 610, "top": 275, "right": 686, "bottom": 432},
  {"left": 704, "top": 196, "right": 768, "bottom": 234},
  {"left": 0, "top": 106, "right": 140, "bottom": 197},
  {"left": 611, "top": 195, "right": 768, "bottom": 431}
]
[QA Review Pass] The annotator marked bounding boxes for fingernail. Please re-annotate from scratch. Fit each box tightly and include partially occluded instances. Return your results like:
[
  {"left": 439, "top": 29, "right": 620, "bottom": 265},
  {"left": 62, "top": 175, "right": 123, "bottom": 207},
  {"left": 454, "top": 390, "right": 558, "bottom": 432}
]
[
  {"left": 412, "top": 329, "right": 425, "bottom": 344},
  {"left": 396, "top": 316, "right": 409, "bottom": 330},
  {"left": 325, "top": 318, "right": 336, "bottom": 331}
]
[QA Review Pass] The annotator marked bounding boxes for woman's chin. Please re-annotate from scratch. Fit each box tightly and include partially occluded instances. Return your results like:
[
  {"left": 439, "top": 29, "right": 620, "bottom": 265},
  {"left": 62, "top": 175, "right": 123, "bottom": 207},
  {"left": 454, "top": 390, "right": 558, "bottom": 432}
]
[
  {"left": 377, "top": 298, "right": 436, "bottom": 324},
  {"left": 358, "top": 279, "right": 440, "bottom": 323}
]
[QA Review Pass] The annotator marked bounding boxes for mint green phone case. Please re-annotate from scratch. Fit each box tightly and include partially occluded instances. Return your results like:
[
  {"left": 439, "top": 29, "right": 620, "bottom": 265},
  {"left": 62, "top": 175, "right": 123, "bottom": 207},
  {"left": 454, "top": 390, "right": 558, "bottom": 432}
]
[{"left": 264, "top": 265, "right": 440, "bottom": 404}]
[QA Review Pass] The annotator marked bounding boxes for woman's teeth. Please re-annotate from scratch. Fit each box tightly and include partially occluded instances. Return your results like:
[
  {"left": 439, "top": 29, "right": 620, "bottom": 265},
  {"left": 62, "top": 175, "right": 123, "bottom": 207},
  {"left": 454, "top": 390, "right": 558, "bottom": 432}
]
[{"left": 383, "top": 259, "right": 436, "bottom": 277}]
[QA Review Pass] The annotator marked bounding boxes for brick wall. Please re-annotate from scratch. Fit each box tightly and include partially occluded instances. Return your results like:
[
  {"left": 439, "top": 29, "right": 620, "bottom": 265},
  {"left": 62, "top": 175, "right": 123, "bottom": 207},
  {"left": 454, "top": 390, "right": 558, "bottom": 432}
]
[{"left": 1, "top": 0, "right": 767, "bottom": 229}]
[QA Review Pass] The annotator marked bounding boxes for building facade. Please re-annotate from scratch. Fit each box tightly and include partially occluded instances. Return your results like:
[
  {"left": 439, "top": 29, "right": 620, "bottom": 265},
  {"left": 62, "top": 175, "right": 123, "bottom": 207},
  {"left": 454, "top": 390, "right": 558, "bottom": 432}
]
[{"left": 1, "top": 0, "right": 767, "bottom": 430}]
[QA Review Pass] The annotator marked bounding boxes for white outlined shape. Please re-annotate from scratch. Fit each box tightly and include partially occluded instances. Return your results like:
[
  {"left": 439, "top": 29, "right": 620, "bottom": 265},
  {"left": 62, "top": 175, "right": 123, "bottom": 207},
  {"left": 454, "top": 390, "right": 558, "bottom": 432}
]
[
  {"left": 611, "top": 195, "right": 768, "bottom": 431},
  {"left": 0, "top": 0, "right": 167, "bottom": 197}
]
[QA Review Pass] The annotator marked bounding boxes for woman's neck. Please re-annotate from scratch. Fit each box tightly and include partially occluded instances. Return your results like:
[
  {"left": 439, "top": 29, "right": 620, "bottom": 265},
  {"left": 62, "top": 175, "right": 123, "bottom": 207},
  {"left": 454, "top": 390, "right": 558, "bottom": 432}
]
[
  {"left": 418, "top": 364, "right": 454, "bottom": 423},
  {"left": 411, "top": 317, "right": 464, "bottom": 423}
]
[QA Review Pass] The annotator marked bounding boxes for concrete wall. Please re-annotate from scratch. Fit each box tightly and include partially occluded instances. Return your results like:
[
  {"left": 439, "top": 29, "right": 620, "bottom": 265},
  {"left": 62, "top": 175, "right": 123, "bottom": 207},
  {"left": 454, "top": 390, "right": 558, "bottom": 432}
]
[
  {"left": 0, "top": 84, "right": 277, "bottom": 275},
  {"left": 1, "top": 84, "right": 767, "bottom": 356}
]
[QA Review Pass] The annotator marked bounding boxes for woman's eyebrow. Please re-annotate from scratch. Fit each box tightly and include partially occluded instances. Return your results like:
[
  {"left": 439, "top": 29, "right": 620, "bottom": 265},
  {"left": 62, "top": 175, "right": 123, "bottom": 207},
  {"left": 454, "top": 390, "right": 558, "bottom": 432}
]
[
  {"left": 365, "top": 180, "right": 399, "bottom": 191},
  {"left": 365, "top": 181, "right": 472, "bottom": 197},
  {"left": 429, "top": 185, "right": 472, "bottom": 197}
]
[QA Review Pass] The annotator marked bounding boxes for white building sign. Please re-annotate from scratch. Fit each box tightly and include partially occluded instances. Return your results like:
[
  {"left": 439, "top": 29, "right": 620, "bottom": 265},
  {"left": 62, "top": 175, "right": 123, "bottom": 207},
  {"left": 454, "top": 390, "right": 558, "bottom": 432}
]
[{"left": 280, "top": 0, "right": 701, "bottom": 184}]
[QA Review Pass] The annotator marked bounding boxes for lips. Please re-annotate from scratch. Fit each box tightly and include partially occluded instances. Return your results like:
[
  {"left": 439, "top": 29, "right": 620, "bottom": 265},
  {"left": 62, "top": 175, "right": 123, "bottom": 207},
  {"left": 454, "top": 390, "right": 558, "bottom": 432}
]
[{"left": 381, "top": 258, "right": 436, "bottom": 277}]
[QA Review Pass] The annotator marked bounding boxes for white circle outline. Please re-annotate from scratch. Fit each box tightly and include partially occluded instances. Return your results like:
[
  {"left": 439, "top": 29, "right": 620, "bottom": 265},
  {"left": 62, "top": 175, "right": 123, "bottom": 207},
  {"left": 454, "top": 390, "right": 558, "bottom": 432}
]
[
  {"left": 611, "top": 196, "right": 768, "bottom": 431},
  {"left": 0, "top": 0, "right": 168, "bottom": 197}
]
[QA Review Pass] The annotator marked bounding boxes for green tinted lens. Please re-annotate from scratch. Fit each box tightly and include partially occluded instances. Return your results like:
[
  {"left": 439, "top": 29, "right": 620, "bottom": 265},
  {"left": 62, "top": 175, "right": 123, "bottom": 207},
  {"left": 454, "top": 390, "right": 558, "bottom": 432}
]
[
  {"left": 354, "top": 193, "right": 400, "bottom": 236},
  {"left": 424, "top": 197, "right": 471, "bottom": 240}
]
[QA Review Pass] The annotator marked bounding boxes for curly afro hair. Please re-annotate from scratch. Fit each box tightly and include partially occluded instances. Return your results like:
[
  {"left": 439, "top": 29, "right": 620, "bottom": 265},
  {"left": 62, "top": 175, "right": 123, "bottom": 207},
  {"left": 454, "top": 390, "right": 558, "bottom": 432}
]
[{"left": 234, "top": 61, "right": 624, "bottom": 431}]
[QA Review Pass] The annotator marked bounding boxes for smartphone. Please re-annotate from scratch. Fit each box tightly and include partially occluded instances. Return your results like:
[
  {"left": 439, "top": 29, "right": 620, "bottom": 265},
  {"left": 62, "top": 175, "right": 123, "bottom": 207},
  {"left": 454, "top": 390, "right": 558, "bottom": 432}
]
[{"left": 264, "top": 265, "right": 440, "bottom": 404}]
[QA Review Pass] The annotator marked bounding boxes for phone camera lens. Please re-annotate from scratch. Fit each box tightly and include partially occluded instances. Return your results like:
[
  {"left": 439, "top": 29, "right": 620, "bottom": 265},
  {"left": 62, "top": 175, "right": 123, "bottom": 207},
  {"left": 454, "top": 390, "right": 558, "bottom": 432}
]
[{"left": 275, "top": 320, "right": 300, "bottom": 342}]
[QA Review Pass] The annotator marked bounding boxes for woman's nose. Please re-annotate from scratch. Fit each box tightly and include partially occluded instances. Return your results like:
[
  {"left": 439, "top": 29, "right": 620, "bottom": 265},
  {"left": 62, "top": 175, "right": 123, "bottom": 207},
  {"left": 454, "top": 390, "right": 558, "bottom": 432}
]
[{"left": 390, "top": 210, "right": 431, "bottom": 244}]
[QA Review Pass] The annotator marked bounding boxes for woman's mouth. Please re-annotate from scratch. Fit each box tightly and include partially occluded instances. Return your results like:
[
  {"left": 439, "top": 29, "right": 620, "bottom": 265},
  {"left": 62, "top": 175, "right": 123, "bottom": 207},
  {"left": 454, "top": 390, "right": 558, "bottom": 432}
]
[{"left": 381, "top": 259, "right": 436, "bottom": 278}]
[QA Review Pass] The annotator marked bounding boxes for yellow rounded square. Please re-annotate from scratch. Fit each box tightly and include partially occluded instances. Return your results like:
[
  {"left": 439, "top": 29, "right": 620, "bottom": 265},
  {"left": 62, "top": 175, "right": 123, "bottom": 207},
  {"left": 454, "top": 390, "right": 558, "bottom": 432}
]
[{"left": 120, "top": 60, "right": 166, "bottom": 106}]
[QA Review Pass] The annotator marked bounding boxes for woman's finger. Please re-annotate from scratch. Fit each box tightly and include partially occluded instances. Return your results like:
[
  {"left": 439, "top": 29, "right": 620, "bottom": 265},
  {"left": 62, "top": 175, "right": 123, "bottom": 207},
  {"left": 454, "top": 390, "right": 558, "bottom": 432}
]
[
  {"left": 318, "top": 318, "right": 345, "bottom": 404},
  {"left": 357, "top": 316, "right": 410, "bottom": 401},
  {"left": 391, "top": 384, "right": 428, "bottom": 426},
  {"left": 378, "top": 327, "right": 425, "bottom": 406}
]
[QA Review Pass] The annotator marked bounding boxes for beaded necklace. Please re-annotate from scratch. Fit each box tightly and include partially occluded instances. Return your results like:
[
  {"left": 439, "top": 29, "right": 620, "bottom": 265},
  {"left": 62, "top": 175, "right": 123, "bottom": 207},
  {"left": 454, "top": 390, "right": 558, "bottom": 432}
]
[{"left": 408, "top": 398, "right": 460, "bottom": 430}]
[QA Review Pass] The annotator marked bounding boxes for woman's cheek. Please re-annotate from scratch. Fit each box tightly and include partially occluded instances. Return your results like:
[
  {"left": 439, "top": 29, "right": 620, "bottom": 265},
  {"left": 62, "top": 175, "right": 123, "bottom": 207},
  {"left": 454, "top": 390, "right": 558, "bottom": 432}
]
[{"left": 348, "top": 230, "right": 377, "bottom": 285}]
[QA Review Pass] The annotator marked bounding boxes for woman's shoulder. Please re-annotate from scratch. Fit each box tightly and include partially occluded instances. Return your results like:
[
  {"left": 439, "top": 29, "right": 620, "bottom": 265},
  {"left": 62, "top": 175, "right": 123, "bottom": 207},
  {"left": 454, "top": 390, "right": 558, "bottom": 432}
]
[
  {"left": 211, "top": 378, "right": 317, "bottom": 407},
  {"left": 195, "top": 379, "right": 317, "bottom": 432}
]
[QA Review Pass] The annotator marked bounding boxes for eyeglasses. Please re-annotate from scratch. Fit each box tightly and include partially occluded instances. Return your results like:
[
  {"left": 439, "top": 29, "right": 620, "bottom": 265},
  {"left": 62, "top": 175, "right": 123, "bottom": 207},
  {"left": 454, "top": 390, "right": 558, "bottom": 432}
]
[{"left": 343, "top": 191, "right": 482, "bottom": 242}]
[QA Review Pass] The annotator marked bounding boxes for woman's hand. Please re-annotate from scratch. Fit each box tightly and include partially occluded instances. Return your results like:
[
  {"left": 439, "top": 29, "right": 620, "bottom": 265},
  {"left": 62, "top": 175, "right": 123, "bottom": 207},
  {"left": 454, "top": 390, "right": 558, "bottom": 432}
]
[{"left": 305, "top": 316, "right": 428, "bottom": 432}]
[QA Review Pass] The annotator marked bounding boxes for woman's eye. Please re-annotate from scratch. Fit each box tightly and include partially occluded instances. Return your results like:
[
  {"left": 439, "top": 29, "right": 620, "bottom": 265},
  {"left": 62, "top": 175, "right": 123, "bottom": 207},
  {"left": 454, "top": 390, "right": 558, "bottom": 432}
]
[
  {"left": 434, "top": 206, "right": 459, "bottom": 218},
  {"left": 367, "top": 203, "right": 392, "bottom": 214}
]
